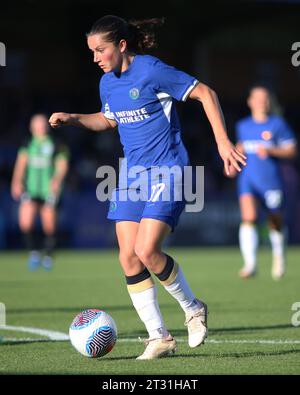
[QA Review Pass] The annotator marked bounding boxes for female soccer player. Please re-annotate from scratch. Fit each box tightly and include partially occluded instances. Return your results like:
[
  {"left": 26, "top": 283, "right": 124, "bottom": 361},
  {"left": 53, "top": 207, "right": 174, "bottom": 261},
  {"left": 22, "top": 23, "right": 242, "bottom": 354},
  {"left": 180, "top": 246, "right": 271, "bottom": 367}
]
[
  {"left": 11, "top": 114, "right": 69, "bottom": 271},
  {"left": 228, "top": 85, "right": 297, "bottom": 280},
  {"left": 49, "top": 15, "right": 246, "bottom": 359}
]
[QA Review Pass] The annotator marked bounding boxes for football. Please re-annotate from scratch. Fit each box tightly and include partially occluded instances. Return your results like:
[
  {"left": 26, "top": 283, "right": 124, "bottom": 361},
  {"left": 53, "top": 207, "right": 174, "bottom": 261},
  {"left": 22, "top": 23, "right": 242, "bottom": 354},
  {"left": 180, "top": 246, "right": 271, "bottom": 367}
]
[{"left": 69, "top": 309, "right": 117, "bottom": 358}]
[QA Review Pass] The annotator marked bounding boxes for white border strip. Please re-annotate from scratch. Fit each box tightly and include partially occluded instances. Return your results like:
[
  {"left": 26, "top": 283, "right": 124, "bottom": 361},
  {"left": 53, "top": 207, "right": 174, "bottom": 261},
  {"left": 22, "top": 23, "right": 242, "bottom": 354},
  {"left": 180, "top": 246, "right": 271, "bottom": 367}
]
[{"left": 182, "top": 80, "right": 199, "bottom": 102}]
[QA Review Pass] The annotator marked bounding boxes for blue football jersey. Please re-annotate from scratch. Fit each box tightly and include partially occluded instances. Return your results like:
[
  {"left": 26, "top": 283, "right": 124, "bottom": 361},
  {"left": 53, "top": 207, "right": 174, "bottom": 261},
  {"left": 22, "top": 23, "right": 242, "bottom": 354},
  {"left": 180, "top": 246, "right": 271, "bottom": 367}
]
[
  {"left": 99, "top": 55, "right": 198, "bottom": 169},
  {"left": 236, "top": 115, "right": 296, "bottom": 185}
]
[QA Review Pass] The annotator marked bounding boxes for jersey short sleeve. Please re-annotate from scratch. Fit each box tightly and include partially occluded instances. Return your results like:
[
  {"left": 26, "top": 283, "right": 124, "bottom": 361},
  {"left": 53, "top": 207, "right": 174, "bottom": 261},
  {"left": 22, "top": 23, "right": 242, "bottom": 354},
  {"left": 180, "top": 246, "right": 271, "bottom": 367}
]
[
  {"left": 54, "top": 141, "right": 70, "bottom": 161},
  {"left": 99, "top": 76, "right": 115, "bottom": 121},
  {"left": 18, "top": 138, "right": 30, "bottom": 155},
  {"left": 150, "top": 58, "right": 199, "bottom": 102},
  {"left": 275, "top": 117, "right": 296, "bottom": 147}
]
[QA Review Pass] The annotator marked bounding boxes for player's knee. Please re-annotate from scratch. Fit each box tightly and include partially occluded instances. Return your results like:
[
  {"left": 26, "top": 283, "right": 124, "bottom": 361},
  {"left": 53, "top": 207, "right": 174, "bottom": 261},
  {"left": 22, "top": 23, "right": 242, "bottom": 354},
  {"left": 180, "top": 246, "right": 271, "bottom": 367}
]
[
  {"left": 119, "top": 251, "right": 140, "bottom": 270},
  {"left": 19, "top": 219, "right": 33, "bottom": 233},
  {"left": 134, "top": 245, "right": 157, "bottom": 270},
  {"left": 134, "top": 244, "right": 148, "bottom": 262}
]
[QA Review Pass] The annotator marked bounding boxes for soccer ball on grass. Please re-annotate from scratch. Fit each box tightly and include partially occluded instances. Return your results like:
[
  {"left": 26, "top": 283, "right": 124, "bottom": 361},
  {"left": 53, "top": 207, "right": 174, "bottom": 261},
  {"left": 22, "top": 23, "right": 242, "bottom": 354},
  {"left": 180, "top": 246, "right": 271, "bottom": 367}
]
[{"left": 69, "top": 309, "right": 117, "bottom": 358}]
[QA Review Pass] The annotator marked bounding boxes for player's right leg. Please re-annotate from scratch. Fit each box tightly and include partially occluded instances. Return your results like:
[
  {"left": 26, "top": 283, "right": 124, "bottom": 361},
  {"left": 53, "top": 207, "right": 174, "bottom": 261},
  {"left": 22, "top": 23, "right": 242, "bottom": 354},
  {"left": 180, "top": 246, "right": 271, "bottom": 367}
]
[
  {"left": 134, "top": 217, "right": 208, "bottom": 348},
  {"left": 268, "top": 211, "right": 285, "bottom": 280},
  {"left": 116, "top": 220, "right": 176, "bottom": 359},
  {"left": 19, "top": 197, "right": 40, "bottom": 270},
  {"left": 257, "top": 186, "right": 285, "bottom": 279},
  {"left": 239, "top": 194, "right": 259, "bottom": 278},
  {"left": 40, "top": 203, "right": 57, "bottom": 271}
]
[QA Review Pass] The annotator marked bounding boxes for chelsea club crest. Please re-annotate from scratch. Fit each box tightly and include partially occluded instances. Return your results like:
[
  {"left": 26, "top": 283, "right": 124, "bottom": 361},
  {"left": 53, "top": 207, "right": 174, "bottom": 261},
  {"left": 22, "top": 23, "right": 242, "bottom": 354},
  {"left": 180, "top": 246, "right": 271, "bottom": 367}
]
[
  {"left": 129, "top": 88, "right": 139, "bottom": 100},
  {"left": 109, "top": 201, "right": 117, "bottom": 212}
]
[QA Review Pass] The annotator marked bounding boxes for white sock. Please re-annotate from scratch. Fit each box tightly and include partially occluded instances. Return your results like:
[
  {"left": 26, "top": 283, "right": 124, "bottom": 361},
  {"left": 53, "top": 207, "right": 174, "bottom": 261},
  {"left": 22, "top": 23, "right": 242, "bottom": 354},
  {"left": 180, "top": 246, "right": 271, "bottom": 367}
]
[
  {"left": 163, "top": 267, "right": 202, "bottom": 316},
  {"left": 269, "top": 229, "right": 285, "bottom": 259},
  {"left": 239, "top": 223, "right": 258, "bottom": 272},
  {"left": 128, "top": 285, "right": 169, "bottom": 340}
]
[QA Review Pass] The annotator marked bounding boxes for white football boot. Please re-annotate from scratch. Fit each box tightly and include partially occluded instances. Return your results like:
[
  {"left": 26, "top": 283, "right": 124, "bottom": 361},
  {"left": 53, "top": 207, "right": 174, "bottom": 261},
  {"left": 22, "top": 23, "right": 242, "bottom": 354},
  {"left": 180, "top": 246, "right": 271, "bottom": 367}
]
[
  {"left": 272, "top": 255, "right": 285, "bottom": 280},
  {"left": 185, "top": 300, "right": 208, "bottom": 348},
  {"left": 136, "top": 335, "right": 177, "bottom": 360},
  {"left": 239, "top": 267, "right": 257, "bottom": 279}
]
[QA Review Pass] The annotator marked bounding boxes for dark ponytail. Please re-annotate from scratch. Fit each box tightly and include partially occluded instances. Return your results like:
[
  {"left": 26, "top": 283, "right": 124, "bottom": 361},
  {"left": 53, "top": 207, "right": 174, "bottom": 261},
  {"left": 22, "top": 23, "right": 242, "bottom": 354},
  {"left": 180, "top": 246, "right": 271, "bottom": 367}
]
[{"left": 87, "top": 15, "right": 164, "bottom": 53}]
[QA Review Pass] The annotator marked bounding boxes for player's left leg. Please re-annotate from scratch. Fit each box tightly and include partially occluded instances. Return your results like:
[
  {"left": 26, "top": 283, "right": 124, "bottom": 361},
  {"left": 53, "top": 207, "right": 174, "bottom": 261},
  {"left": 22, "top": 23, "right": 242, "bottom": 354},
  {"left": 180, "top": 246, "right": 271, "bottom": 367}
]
[
  {"left": 40, "top": 203, "right": 57, "bottom": 270},
  {"left": 116, "top": 220, "right": 176, "bottom": 360},
  {"left": 19, "top": 198, "right": 41, "bottom": 270},
  {"left": 134, "top": 218, "right": 208, "bottom": 348},
  {"left": 263, "top": 188, "right": 285, "bottom": 280},
  {"left": 268, "top": 212, "right": 285, "bottom": 280},
  {"left": 238, "top": 194, "right": 259, "bottom": 278}
]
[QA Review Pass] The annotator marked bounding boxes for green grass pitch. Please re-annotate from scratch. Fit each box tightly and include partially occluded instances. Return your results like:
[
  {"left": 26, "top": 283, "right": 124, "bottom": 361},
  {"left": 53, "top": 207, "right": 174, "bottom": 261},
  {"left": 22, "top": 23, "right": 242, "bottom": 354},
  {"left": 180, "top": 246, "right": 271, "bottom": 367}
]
[{"left": 0, "top": 247, "right": 300, "bottom": 375}]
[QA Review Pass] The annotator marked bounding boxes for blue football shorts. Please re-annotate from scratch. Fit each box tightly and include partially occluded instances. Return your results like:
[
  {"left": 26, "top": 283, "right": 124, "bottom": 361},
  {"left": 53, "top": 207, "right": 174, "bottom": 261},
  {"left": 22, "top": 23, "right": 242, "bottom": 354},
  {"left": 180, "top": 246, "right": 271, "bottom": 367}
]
[
  {"left": 238, "top": 174, "right": 284, "bottom": 212},
  {"left": 107, "top": 167, "right": 186, "bottom": 231}
]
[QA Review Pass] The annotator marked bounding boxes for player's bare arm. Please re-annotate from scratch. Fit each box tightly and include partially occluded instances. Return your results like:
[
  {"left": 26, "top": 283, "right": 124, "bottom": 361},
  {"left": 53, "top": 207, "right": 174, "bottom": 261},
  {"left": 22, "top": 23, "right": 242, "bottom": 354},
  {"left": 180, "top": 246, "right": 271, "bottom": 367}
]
[
  {"left": 257, "top": 143, "right": 297, "bottom": 160},
  {"left": 11, "top": 151, "right": 28, "bottom": 200},
  {"left": 49, "top": 112, "right": 117, "bottom": 132},
  {"left": 188, "top": 82, "right": 247, "bottom": 175},
  {"left": 51, "top": 156, "right": 69, "bottom": 196}
]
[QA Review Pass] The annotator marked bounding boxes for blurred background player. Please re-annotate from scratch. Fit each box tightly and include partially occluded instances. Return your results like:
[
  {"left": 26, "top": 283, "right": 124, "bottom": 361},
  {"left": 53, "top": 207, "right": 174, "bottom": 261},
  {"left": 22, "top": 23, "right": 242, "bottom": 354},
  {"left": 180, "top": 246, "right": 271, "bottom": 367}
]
[
  {"left": 228, "top": 85, "right": 297, "bottom": 280},
  {"left": 11, "top": 113, "right": 69, "bottom": 271}
]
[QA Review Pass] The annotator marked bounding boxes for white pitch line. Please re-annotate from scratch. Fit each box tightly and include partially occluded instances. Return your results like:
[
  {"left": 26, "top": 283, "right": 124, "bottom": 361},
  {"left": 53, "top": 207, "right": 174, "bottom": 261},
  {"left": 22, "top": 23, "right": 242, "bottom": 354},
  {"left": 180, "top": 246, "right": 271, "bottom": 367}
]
[
  {"left": 1, "top": 325, "right": 299, "bottom": 345},
  {"left": 206, "top": 339, "right": 300, "bottom": 345},
  {"left": 1, "top": 334, "right": 300, "bottom": 345},
  {"left": 0, "top": 325, "right": 69, "bottom": 340},
  {"left": 0, "top": 337, "right": 53, "bottom": 343},
  {"left": 117, "top": 338, "right": 300, "bottom": 345}
]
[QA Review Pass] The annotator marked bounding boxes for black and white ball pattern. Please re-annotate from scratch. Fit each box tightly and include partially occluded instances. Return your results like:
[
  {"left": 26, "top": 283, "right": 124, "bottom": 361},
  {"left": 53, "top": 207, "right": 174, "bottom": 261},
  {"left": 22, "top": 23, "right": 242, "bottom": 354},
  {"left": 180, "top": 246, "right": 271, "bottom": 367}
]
[{"left": 86, "top": 326, "right": 116, "bottom": 357}]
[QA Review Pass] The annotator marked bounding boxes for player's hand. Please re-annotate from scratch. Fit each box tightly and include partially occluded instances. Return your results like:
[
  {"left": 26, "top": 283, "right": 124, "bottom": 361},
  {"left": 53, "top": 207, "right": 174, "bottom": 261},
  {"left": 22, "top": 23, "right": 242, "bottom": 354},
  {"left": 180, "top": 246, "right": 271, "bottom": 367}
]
[
  {"left": 11, "top": 182, "right": 23, "bottom": 201},
  {"left": 217, "top": 138, "right": 247, "bottom": 176},
  {"left": 257, "top": 144, "right": 269, "bottom": 159},
  {"left": 49, "top": 112, "right": 72, "bottom": 129},
  {"left": 224, "top": 164, "right": 238, "bottom": 178}
]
